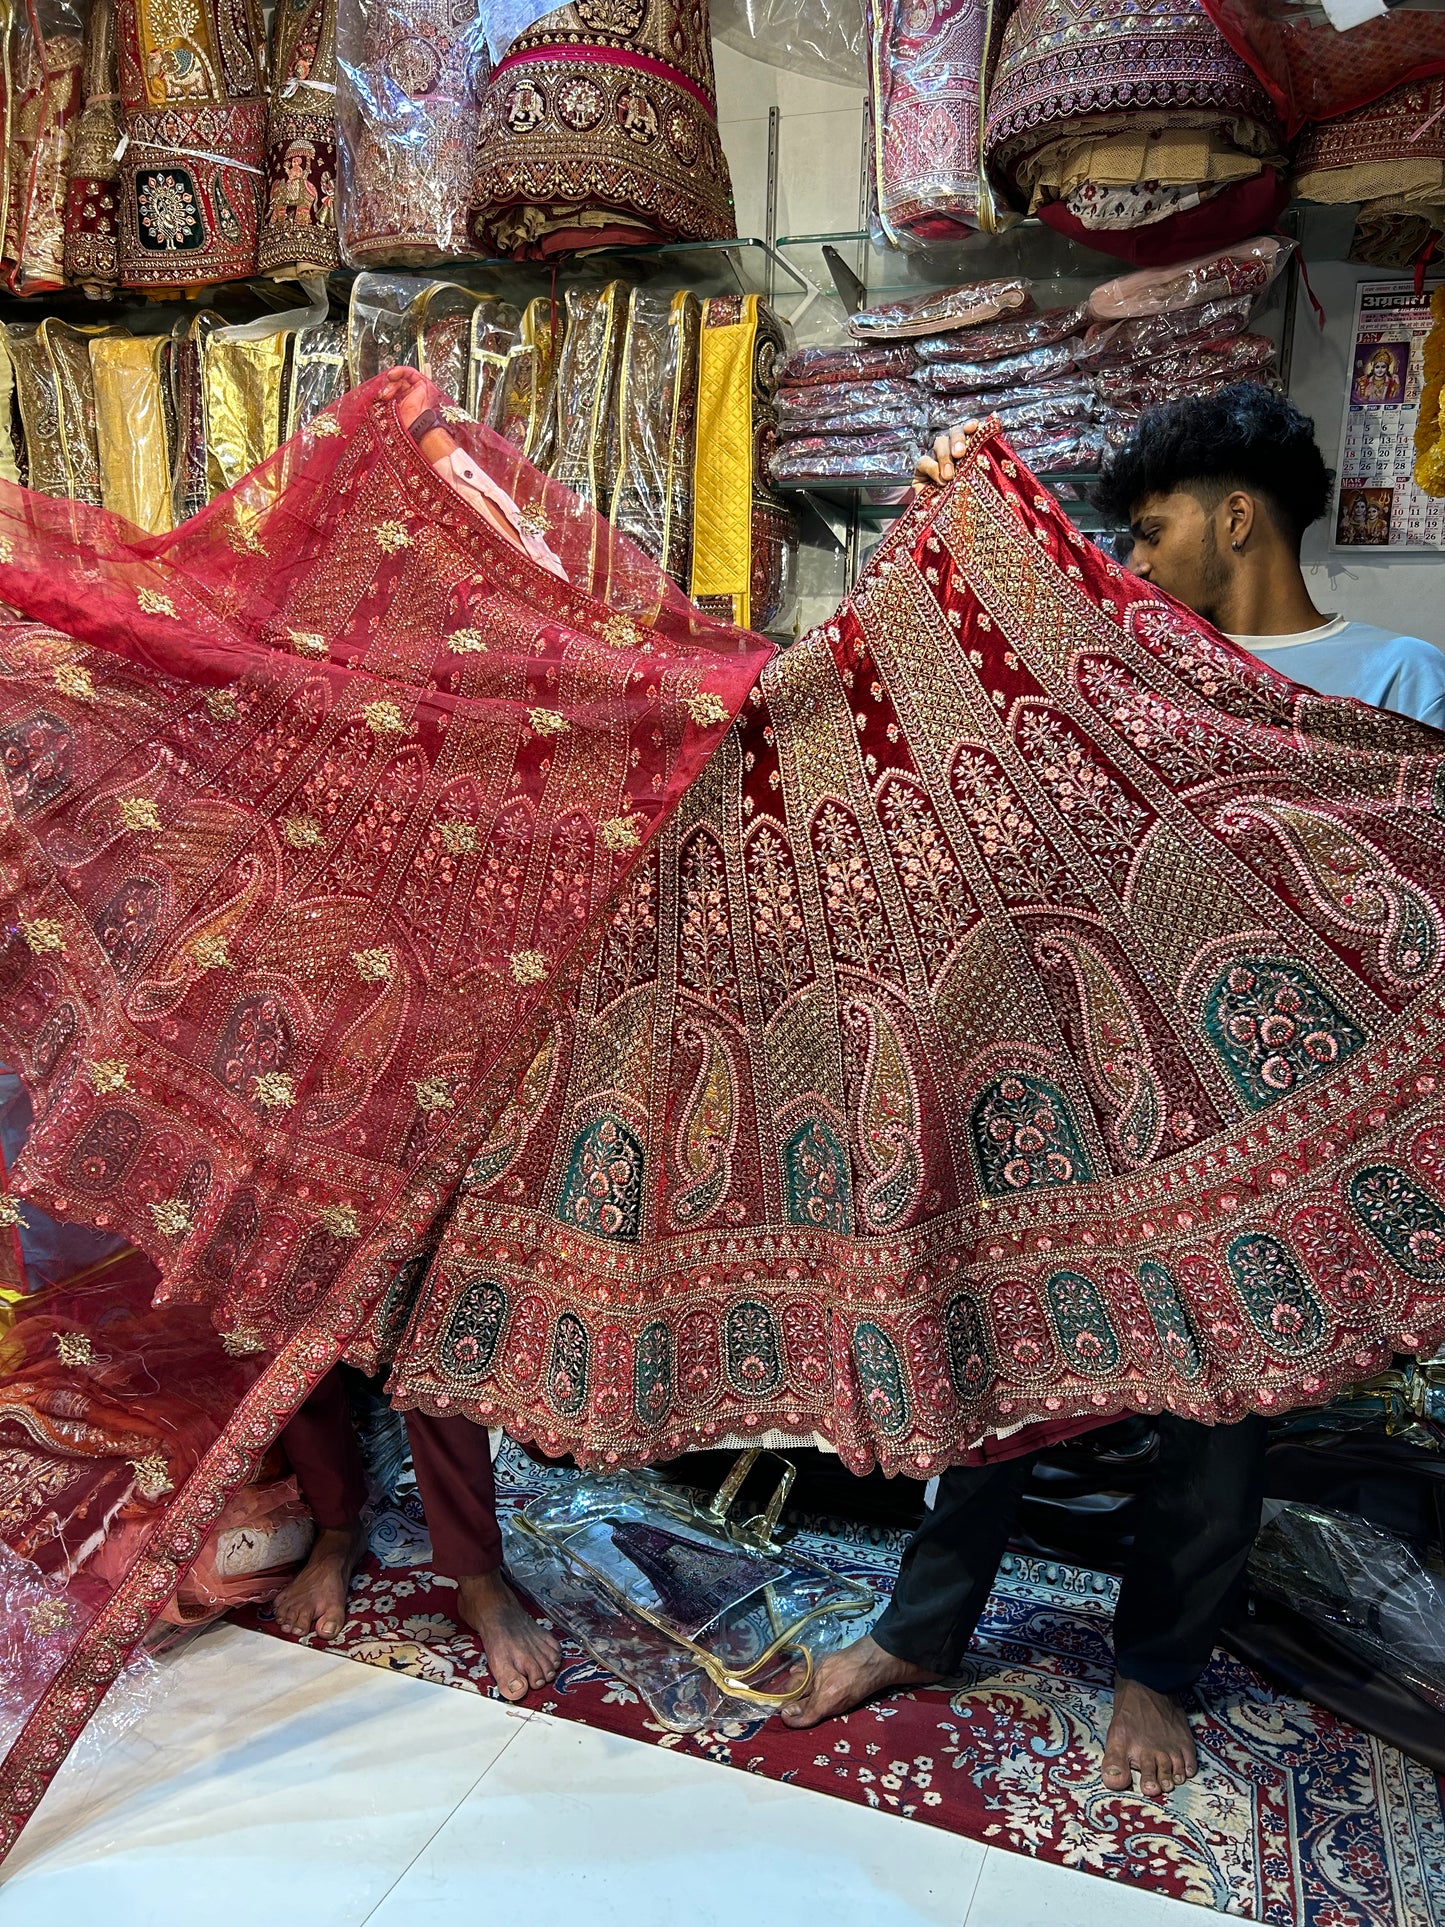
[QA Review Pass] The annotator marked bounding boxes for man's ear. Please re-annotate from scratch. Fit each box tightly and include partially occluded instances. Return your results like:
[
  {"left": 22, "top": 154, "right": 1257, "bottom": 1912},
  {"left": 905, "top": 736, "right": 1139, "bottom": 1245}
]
[{"left": 1223, "top": 489, "right": 1257, "bottom": 551}]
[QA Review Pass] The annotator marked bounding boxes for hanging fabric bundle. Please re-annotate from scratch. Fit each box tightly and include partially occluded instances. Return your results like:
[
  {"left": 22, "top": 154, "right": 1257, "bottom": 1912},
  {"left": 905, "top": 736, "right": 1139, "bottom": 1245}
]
[
  {"left": 258, "top": 0, "right": 340, "bottom": 278},
  {"left": 983, "top": 0, "right": 1286, "bottom": 266},
  {"left": 468, "top": 0, "right": 736, "bottom": 260},
  {"left": 1, "top": 0, "right": 85, "bottom": 294},
  {"left": 610, "top": 287, "right": 701, "bottom": 590},
  {"left": 62, "top": 0, "right": 122, "bottom": 295},
  {"left": 113, "top": 0, "right": 269, "bottom": 290},
  {"left": 864, "top": 0, "right": 998, "bottom": 246}
]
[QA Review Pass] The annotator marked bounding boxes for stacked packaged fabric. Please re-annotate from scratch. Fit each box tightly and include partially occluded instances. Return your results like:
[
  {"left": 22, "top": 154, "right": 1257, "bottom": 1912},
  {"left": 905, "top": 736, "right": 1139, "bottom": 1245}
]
[{"left": 769, "top": 239, "right": 1292, "bottom": 489}]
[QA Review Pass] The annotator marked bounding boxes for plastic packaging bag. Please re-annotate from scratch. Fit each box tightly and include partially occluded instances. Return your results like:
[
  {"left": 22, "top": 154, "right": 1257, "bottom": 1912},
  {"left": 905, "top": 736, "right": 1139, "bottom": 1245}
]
[
  {"left": 781, "top": 342, "right": 920, "bottom": 386},
  {"left": 469, "top": 298, "right": 524, "bottom": 422},
  {"left": 914, "top": 304, "right": 1085, "bottom": 365},
  {"left": 1096, "top": 332, "right": 1275, "bottom": 407},
  {"left": 1007, "top": 420, "right": 1107, "bottom": 472},
  {"left": 986, "top": 380, "right": 1098, "bottom": 433},
  {"left": 777, "top": 376, "right": 930, "bottom": 434},
  {"left": 865, "top": 0, "right": 993, "bottom": 248},
  {"left": 708, "top": 0, "right": 865, "bottom": 89},
  {"left": 548, "top": 282, "right": 627, "bottom": 518},
  {"left": 506, "top": 1458, "right": 874, "bottom": 1731},
  {"left": 90, "top": 334, "right": 175, "bottom": 535},
  {"left": 849, "top": 277, "right": 1032, "bottom": 341},
  {"left": 609, "top": 290, "right": 702, "bottom": 591},
  {"left": 489, "top": 296, "right": 566, "bottom": 466},
  {"left": 337, "top": 0, "right": 487, "bottom": 267},
  {"left": 921, "top": 338, "right": 1080, "bottom": 396},
  {"left": 1085, "top": 235, "right": 1292, "bottom": 322},
  {"left": 768, "top": 428, "right": 923, "bottom": 482},
  {"left": 1250, "top": 1502, "right": 1445, "bottom": 1714},
  {"left": 283, "top": 320, "right": 352, "bottom": 438},
  {"left": 1079, "top": 292, "right": 1255, "bottom": 369}
]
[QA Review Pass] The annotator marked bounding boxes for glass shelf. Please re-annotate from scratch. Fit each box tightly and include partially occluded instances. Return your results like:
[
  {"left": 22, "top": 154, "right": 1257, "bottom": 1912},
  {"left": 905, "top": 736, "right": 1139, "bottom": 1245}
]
[
  {"left": 776, "top": 224, "right": 1125, "bottom": 311},
  {"left": 777, "top": 469, "right": 1122, "bottom": 535}
]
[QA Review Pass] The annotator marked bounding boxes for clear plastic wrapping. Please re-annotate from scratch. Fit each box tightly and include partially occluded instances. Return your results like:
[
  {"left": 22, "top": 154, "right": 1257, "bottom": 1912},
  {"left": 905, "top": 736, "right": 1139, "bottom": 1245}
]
[
  {"left": 1249, "top": 1502, "right": 1445, "bottom": 1714},
  {"left": 260, "top": 0, "right": 342, "bottom": 280},
  {"left": 921, "top": 338, "right": 1080, "bottom": 397},
  {"left": 1007, "top": 419, "right": 1107, "bottom": 471},
  {"left": 768, "top": 428, "right": 922, "bottom": 482},
  {"left": 90, "top": 334, "right": 175, "bottom": 535},
  {"left": 609, "top": 290, "right": 702, "bottom": 591},
  {"left": 489, "top": 295, "right": 566, "bottom": 466},
  {"left": 469, "top": 298, "right": 524, "bottom": 422},
  {"left": 986, "top": 379, "right": 1098, "bottom": 433},
  {"left": 915, "top": 304, "right": 1085, "bottom": 365},
  {"left": 7, "top": 318, "right": 102, "bottom": 504},
  {"left": 708, "top": 0, "right": 865, "bottom": 90},
  {"left": 1, "top": 0, "right": 84, "bottom": 294},
  {"left": 1079, "top": 292, "right": 1255, "bottom": 369},
  {"left": 283, "top": 320, "right": 352, "bottom": 438},
  {"left": 347, "top": 274, "right": 492, "bottom": 404},
  {"left": 865, "top": 0, "right": 992, "bottom": 247},
  {"left": 506, "top": 1464, "right": 873, "bottom": 1731},
  {"left": 781, "top": 342, "right": 920, "bottom": 386},
  {"left": 337, "top": 0, "right": 487, "bottom": 267},
  {"left": 548, "top": 281, "right": 627, "bottom": 518},
  {"left": 849, "top": 277, "right": 1032, "bottom": 342},
  {"left": 1096, "top": 332, "right": 1276, "bottom": 407},
  {"left": 1085, "top": 235, "right": 1293, "bottom": 322},
  {"left": 776, "top": 376, "right": 930, "bottom": 434}
]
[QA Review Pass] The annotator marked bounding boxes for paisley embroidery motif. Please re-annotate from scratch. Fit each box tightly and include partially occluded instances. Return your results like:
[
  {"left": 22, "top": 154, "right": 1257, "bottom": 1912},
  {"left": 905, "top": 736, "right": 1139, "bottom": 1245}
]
[
  {"left": 1348, "top": 1164, "right": 1445, "bottom": 1282},
  {"left": 1035, "top": 931, "right": 1165, "bottom": 1166},
  {"left": 943, "top": 1291, "right": 991, "bottom": 1398},
  {"left": 852, "top": 1321, "right": 911, "bottom": 1436},
  {"left": 632, "top": 1320, "right": 673, "bottom": 1430},
  {"left": 556, "top": 1115, "right": 646, "bottom": 1242},
  {"left": 1216, "top": 797, "right": 1444, "bottom": 991},
  {"left": 724, "top": 1299, "right": 783, "bottom": 1396},
  {"left": 439, "top": 1276, "right": 509, "bottom": 1379},
  {"left": 969, "top": 1073, "right": 1093, "bottom": 1195},
  {"left": 846, "top": 999, "right": 923, "bottom": 1231},
  {"left": 1137, "top": 1259, "right": 1203, "bottom": 1380},
  {"left": 0, "top": 711, "right": 73, "bottom": 815},
  {"left": 465, "top": 1032, "right": 557, "bottom": 1194},
  {"left": 1202, "top": 961, "right": 1363, "bottom": 1110},
  {"left": 1044, "top": 1270, "right": 1122, "bottom": 1377},
  {"left": 1226, "top": 1233, "right": 1326, "bottom": 1357},
  {"left": 547, "top": 1311, "right": 591, "bottom": 1416},
  {"left": 782, "top": 1115, "right": 853, "bottom": 1231},
  {"left": 92, "top": 879, "right": 162, "bottom": 977},
  {"left": 65, "top": 1107, "right": 143, "bottom": 1193},
  {"left": 671, "top": 1023, "right": 735, "bottom": 1227}
]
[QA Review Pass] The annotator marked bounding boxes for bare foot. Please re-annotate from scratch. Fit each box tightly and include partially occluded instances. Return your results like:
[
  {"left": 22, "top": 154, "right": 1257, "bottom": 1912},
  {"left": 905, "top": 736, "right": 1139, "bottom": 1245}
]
[
  {"left": 779, "top": 1634, "right": 944, "bottom": 1729},
  {"left": 272, "top": 1521, "right": 368, "bottom": 1641},
  {"left": 456, "top": 1569, "right": 561, "bottom": 1703},
  {"left": 1101, "top": 1675, "right": 1198, "bottom": 1798}
]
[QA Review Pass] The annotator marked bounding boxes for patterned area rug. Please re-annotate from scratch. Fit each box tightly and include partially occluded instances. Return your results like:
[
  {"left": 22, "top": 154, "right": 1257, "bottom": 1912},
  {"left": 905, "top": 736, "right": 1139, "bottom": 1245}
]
[{"left": 234, "top": 1443, "right": 1445, "bottom": 1927}]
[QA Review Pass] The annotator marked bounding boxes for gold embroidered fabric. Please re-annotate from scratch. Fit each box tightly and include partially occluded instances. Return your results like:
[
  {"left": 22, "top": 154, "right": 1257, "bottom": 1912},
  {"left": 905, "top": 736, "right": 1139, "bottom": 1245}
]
[
  {"left": 1, "top": 0, "right": 83, "bottom": 293},
  {"left": 201, "top": 330, "right": 289, "bottom": 498},
  {"left": 690, "top": 293, "right": 757, "bottom": 629},
  {"left": 91, "top": 334, "right": 175, "bottom": 532},
  {"left": 62, "top": 0, "right": 121, "bottom": 294},
  {"left": 491, "top": 296, "right": 566, "bottom": 468},
  {"left": 548, "top": 280, "right": 627, "bottom": 517},
  {"left": 7, "top": 318, "right": 103, "bottom": 503},
  {"left": 259, "top": 0, "right": 339, "bottom": 278},
  {"left": 611, "top": 288, "right": 701, "bottom": 591}
]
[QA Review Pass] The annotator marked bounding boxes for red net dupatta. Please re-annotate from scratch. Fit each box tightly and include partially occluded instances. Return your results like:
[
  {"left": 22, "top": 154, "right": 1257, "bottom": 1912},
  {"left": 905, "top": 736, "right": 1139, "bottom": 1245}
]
[
  {"left": 0, "top": 373, "right": 770, "bottom": 1853},
  {"left": 391, "top": 429, "right": 1445, "bottom": 1476},
  {"left": 1201, "top": 0, "right": 1445, "bottom": 135}
]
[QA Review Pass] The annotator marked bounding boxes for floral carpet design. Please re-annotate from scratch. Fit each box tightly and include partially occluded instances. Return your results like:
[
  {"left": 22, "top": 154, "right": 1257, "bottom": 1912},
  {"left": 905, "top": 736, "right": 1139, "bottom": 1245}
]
[{"left": 235, "top": 1442, "right": 1445, "bottom": 1927}]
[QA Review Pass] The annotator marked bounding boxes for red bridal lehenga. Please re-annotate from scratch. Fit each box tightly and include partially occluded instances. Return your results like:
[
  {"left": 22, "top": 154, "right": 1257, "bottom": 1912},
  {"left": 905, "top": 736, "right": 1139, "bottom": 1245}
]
[{"left": 3, "top": 375, "right": 1445, "bottom": 1848}]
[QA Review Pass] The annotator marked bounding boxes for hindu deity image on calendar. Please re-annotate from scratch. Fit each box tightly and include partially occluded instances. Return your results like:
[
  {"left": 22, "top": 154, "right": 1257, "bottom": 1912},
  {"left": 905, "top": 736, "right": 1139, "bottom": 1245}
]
[
  {"left": 1351, "top": 339, "right": 1409, "bottom": 407},
  {"left": 1336, "top": 484, "right": 1394, "bottom": 544}
]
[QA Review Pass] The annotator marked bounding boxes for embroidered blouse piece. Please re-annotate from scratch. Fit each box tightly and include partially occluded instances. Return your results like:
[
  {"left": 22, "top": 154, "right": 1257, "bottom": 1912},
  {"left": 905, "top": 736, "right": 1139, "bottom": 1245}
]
[
  {"left": 258, "top": 0, "right": 340, "bottom": 278},
  {"left": 114, "top": 0, "right": 268, "bottom": 290},
  {"left": 469, "top": 0, "right": 736, "bottom": 260}
]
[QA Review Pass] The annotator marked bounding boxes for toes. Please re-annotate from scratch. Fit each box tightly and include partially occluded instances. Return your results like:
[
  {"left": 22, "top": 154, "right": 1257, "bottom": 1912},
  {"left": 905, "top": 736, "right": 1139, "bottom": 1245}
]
[{"left": 1101, "top": 1763, "right": 1132, "bottom": 1791}]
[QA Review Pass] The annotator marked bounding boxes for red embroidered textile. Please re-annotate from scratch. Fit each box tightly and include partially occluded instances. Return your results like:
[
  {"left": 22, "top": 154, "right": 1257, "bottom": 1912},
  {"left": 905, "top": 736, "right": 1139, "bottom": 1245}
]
[
  {"left": 1201, "top": 0, "right": 1445, "bottom": 137},
  {"left": 3, "top": 401, "right": 1445, "bottom": 1852},
  {"left": 864, "top": 0, "right": 992, "bottom": 245},
  {"left": 0, "top": 371, "right": 767, "bottom": 1852}
]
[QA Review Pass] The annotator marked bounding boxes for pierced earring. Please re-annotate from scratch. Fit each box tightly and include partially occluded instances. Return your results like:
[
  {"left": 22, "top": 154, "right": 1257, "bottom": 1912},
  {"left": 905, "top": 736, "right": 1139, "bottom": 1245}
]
[{"left": 1231, "top": 540, "right": 1244, "bottom": 553}]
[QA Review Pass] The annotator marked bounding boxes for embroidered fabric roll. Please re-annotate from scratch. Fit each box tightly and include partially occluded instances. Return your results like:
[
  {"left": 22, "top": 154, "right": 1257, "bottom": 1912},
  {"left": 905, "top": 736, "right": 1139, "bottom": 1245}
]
[
  {"left": 335, "top": 0, "right": 486, "bottom": 267},
  {"left": 63, "top": 0, "right": 121, "bottom": 295},
  {"left": 548, "top": 281, "right": 628, "bottom": 517},
  {"left": 689, "top": 293, "right": 796, "bottom": 632},
  {"left": 780, "top": 342, "right": 919, "bottom": 387},
  {"left": 610, "top": 289, "right": 701, "bottom": 590},
  {"left": 91, "top": 334, "right": 175, "bottom": 534},
  {"left": 489, "top": 294, "right": 566, "bottom": 466},
  {"left": 114, "top": 0, "right": 267, "bottom": 290},
  {"left": 914, "top": 305, "right": 1085, "bottom": 364},
  {"left": 2, "top": 0, "right": 84, "bottom": 294},
  {"left": 1293, "top": 80, "right": 1445, "bottom": 272},
  {"left": 259, "top": 0, "right": 340, "bottom": 278},
  {"left": 468, "top": 298, "right": 523, "bottom": 422},
  {"left": 864, "top": 0, "right": 996, "bottom": 246},
  {"left": 983, "top": 0, "right": 1285, "bottom": 267},
  {"left": 848, "top": 277, "right": 1032, "bottom": 342},
  {"left": 469, "top": 0, "right": 736, "bottom": 260}
]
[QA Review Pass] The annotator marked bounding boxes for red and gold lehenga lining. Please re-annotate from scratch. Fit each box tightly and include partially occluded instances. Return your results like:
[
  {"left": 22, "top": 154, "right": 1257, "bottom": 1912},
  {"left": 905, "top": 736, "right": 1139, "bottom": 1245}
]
[
  {"left": 3, "top": 393, "right": 1445, "bottom": 1847},
  {"left": 469, "top": 0, "right": 736, "bottom": 259}
]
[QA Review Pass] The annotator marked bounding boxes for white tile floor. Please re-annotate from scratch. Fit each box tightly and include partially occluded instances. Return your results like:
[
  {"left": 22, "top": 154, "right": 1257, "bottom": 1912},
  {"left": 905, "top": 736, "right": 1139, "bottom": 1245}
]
[{"left": 0, "top": 1624, "right": 1221, "bottom": 1927}]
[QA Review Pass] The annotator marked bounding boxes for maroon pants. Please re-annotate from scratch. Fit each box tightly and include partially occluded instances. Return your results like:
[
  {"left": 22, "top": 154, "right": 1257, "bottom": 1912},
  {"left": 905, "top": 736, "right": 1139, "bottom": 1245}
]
[{"left": 281, "top": 1368, "right": 503, "bottom": 1577}]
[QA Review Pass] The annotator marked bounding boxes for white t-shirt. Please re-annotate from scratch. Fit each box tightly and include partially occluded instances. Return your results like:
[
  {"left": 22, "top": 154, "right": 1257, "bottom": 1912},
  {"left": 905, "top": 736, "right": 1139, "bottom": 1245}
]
[{"left": 1228, "top": 614, "right": 1445, "bottom": 731}]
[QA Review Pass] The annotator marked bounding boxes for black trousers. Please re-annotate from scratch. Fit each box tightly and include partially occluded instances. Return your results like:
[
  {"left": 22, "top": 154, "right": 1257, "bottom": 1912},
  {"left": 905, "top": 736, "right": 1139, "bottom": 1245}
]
[{"left": 872, "top": 1413, "right": 1268, "bottom": 1695}]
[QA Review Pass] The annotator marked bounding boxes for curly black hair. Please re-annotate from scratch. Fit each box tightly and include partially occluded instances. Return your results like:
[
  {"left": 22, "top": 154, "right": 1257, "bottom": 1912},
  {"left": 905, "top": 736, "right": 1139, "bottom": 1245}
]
[{"left": 1092, "top": 382, "right": 1334, "bottom": 551}]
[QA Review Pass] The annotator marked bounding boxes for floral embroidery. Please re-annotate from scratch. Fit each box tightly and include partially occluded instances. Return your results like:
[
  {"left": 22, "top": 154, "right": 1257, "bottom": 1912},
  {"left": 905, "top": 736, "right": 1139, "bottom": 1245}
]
[
  {"left": 352, "top": 949, "right": 393, "bottom": 983},
  {"left": 601, "top": 615, "right": 641, "bottom": 649},
  {"left": 288, "top": 629, "right": 328, "bottom": 658},
  {"left": 441, "top": 821, "right": 478, "bottom": 854},
  {"left": 448, "top": 629, "right": 487, "bottom": 653},
  {"left": 0, "top": 1196, "right": 23, "bottom": 1228},
  {"left": 529, "top": 707, "right": 569, "bottom": 736},
  {"left": 87, "top": 1060, "right": 131, "bottom": 1094},
  {"left": 53, "top": 664, "right": 96, "bottom": 701},
  {"left": 310, "top": 415, "right": 341, "bottom": 437},
  {"left": 600, "top": 814, "right": 642, "bottom": 852},
  {"left": 119, "top": 796, "right": 162, "bottom": 833},
  {"left": 362, "top": 700, "right": 406, "bottom": 738},
  {"left": 193, "top": 935, "right": 231, "bottom": 970},
  {"left": 55, "top": 1333, "right": 92, "bottom": 1366},
  {"left": 221, "top": 1329, "right": 265, "bottom": 1356},
  {"left": 284, "top": 814, "right": 324, "bottom": 849},
  {"left": 415, "top": 1075, "right": 455, "bottom": 1110},
  {"left": 969, "top": 1074, "right": 1093, "bottom": 1195},
  {"left": 128, "top": 1453, "right": 174, "bottom": 1500},
  {"left": 318, "top": 1202, "right": 360, "bottom": 1238},
  {"left": 148, "top": 1198, "right": 193, "bottom": 1238},
  {"left": 685, "top": 690, "right": 729, "bottom": 726},
  {"left": 1203, "top": 961, "right": 1363, "bottom": 1109},
  {"left": 136, "top": 587, "right": 177, "bottom": 618},
  {"left": 206, "top": 689, "right": 238, "bottom": 722},
  {"left": 510, "top": 949, "right": 548, "bottom": 985},
  {"left": 375, "top": 521, "right": 412, "bottom": 552},
  {"left": 252, "top": 1070, "right": 298, "bottom": 1109},
  {"left": 21, "top": 918, "right": 66, "bottom": 955},
  {"left": 26, "top": 1600, "right": 71, "bottom": 1636}
]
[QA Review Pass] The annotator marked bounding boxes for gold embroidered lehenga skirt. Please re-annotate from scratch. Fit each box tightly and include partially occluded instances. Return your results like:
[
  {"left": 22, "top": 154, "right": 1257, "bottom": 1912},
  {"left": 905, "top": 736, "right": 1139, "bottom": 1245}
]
[{"left": 1, "top": 385, "right": 1445, "bottom": 1847}]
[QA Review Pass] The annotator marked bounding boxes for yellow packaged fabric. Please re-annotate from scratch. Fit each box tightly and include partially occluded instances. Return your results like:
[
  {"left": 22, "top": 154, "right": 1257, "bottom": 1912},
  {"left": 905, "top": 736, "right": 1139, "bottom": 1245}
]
[
  {"left": 0, "top": 336, "right": 19, "bottom": 488},
  {"left": 91, "top": 334, "right": 173, "bottom": 533},
  {"left": 690, "top": 293, "right": 759, "bottom": 629},
  {"left": 202, "top": 331, "right": 290, "bottom": 499}
]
